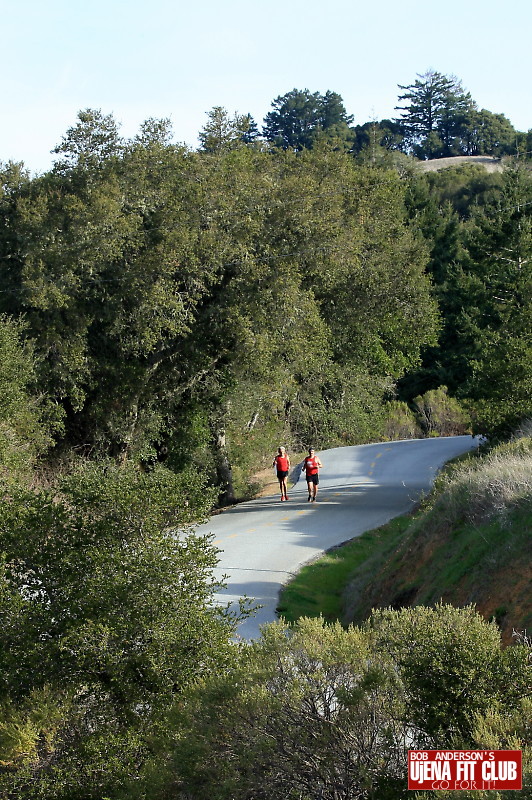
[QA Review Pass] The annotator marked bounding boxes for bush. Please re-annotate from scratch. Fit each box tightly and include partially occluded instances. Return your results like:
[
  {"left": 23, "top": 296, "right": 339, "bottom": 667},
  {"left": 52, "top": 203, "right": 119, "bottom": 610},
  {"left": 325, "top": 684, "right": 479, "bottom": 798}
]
[
  {"left": 413, "top": 386, "right": 471, "bottom": 437},
  {"left": 381, "top": 399, "right": 422, "bottom": 440}
]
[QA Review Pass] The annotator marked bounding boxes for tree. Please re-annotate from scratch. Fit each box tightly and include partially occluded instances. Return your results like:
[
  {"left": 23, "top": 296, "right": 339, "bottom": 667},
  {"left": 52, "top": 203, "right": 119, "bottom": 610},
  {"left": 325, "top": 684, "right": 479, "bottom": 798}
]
[
  {"left": 399, "top": 164, "right": 507, "bottom": 403},
  {"left": 1, "top": 126, "right": 219, "bottom": 459},
  {"left": 395, "top": 70, "right": 475, "bottom": 159},
  {"left": 352, "top": 119, "right": 406, "bottom": 159},
  {"left": 138, "top": 608, "right": 530, "bottom": 799},
  {"left": 262, "top": 88, "right": 353, "bottom": 150},
  {"left": 52, "top": 108, "right": 123, "bottom": 171},
  {"left": 303, "top": 161, "right": 438, "bottom": 380},
  {"left": 458, "top": 162, "right": 532, "bottom": 432},
  {"left": 411, "top": 386, "right": 470, "bottom": 436},
  {"left": 466, "top": 108, "right": 519, "bottom": 156},
  {"left": 198, "top": 107, "right": 260, "bottom": 152},
  {"left": 0, "top": 115, "right": 439, "bottom": 490},
  {"left": 0, "top": 315, "right": 58, "bottom": 480},
  {"left": 0, "top": 461, "right": 236, "bottom": 797}
]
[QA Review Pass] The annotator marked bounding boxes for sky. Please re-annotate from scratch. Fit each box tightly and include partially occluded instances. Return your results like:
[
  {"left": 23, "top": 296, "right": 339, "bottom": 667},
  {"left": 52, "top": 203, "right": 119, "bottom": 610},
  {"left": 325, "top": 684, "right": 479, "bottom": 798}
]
[{"left": 1, "top": 0, "right": 531, "bottom": 174}]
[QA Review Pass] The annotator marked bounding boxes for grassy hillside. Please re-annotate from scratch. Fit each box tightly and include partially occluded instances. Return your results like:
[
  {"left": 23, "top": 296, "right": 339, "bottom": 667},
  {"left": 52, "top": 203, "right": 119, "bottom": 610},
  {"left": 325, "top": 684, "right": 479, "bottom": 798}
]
[
  {"left": 278, "top": 429, "right": 532, "bottom": 643},
  {"left": 418, "top": 154, "right": 504, "bottom": 172}
]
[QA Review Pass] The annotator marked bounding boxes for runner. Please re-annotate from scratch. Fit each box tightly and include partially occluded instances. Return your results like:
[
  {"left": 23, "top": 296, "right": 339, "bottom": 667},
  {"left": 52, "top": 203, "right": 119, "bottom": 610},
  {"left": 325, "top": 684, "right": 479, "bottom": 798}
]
[
  {"left": 272, "top": 446, "right": 291, "bottom": 501},
  {"left": 302, "top": 447, "right": 323, "bottom": 502}
]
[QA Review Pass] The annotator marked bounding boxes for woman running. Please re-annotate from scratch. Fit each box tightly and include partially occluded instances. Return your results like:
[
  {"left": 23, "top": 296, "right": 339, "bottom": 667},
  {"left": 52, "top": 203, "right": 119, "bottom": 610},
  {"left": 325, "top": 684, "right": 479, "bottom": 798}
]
[
  {"left": 273, "top": 446, "right": 291, "bottom": 501},
  {"left": 302, "top": 447, "right": 323, "bottom": 502}
]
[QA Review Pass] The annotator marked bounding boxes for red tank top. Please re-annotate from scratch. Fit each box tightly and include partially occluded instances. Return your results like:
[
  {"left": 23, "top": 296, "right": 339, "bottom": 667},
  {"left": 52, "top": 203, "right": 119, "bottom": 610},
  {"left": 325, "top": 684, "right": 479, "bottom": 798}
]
[
  {"left": 304, "top": 456, "right": 319, "bottom": 475},
  {"left": 275, "top": 455, "right": 289, "bottom": 471}
]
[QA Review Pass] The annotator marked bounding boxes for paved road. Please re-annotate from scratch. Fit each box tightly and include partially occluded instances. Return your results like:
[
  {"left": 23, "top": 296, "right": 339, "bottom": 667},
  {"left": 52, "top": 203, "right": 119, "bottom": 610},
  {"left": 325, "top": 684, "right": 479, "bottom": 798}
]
[{"left": 196, "top": 436, "right": 480, "bottom": 640}]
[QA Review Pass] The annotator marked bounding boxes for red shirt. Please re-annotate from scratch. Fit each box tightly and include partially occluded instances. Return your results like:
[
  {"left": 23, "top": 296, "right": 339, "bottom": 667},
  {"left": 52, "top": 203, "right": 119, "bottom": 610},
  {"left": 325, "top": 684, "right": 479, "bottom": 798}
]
[
  {"left": 274, "top": 455, "right": 289, "bottom": 471},
  {"left": 304, "top": 456, "right": 320, "bottom": 476}
]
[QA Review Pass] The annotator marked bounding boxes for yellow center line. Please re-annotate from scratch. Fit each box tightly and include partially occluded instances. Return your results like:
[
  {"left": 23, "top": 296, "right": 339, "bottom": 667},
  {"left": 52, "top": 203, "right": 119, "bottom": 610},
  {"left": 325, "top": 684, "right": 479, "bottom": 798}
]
[
  {"left": 376, "top": 452, "right": 382, "bottom": 458},
  {"left": 228, "top": 533, "right": 239, "bottom": 538}
]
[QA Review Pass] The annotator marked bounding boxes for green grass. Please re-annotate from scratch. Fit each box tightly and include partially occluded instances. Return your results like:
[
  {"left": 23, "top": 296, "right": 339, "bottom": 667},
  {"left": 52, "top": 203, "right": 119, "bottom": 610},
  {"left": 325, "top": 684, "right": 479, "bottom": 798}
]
[
  {"left": 415, "top": 504, "right": 532, "bottom": 607},
  {"left": 276, "top": 516, "right": 411, "bottom": 624}
]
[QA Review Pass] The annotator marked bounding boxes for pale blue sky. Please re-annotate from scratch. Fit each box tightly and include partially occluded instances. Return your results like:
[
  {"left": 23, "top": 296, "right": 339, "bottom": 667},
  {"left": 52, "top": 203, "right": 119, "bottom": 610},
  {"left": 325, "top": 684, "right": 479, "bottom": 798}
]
[{"left": 1, "top": 0, "right": 531, "bottom": 174}]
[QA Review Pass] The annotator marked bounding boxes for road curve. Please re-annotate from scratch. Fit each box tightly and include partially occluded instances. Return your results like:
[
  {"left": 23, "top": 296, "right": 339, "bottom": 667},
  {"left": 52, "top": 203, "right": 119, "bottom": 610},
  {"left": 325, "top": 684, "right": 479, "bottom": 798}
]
[{"left": 196, "top": 436, "right": 481, "bottom": 640}]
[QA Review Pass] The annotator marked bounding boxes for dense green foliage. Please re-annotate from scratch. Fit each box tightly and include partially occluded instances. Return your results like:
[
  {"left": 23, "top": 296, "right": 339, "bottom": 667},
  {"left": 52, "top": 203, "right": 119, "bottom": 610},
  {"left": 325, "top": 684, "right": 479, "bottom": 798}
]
[
  {"left": 0, "top": 315, "right": 59, "bottom": 480},
  {"left": 138, "top": 610, "right": 530, "bottom": 800},
  {"left": 0, "top": 115, "right": 442, "bottom": 499},
  {"left": 262, "top": 88, "right": 354, "bottom": 150},
  {"left": 260, "top": 71, "right": 528, "bottom": 160},
  {"left": 401, "top": 161, "right": 532, "bottom": 434},
  {"left": 0, "top": 317, "right": 239, "bottom": 797},
  {"left": 0, "top": 74, "right": 530, "bottom": 797}
]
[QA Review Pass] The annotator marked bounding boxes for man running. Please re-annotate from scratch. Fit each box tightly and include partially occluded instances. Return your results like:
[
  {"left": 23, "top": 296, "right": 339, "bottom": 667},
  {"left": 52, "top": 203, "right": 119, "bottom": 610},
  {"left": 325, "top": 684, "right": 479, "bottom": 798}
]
[
  {"left": 273, "top": 446, "right": 291, "bottom": 501},
  {"left": 302, "top": 447, "right": 323, "bottom": 502}
]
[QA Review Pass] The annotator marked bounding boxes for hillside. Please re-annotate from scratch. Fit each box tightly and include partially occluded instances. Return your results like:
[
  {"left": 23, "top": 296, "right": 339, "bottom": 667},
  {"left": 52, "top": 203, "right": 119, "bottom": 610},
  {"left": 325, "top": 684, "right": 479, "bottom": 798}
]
[
  {"left": 279, "top": 432, "right": 532, "bottom": 644},
  {"left": 418, "top": 154, "right": 504, "bottom": 172},
  {"left": 343, "top": 434, "right": 532, "bottom": 643}
]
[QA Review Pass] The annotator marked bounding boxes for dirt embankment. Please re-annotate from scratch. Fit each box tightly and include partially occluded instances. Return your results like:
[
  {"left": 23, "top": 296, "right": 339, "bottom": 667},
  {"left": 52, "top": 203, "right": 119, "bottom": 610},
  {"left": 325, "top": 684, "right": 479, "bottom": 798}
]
[{"left": 342, "top": 509, "right": 531, "bottom": 645}]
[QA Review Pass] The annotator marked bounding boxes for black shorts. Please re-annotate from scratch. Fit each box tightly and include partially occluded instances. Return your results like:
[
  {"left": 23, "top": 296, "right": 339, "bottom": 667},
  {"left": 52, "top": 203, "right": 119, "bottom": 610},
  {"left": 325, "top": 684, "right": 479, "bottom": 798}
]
[
  {"left": 277, "top": 470, "right": 289, "bottom": 479},
  {"left": 306, "top": 473, "right": 319, "bottom": 485}
]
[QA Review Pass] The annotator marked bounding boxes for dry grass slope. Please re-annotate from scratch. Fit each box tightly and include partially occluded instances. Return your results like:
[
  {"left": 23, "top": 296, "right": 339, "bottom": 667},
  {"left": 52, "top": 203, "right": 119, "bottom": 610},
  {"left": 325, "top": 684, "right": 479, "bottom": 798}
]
[
  {"left": 342, "top": 430, "right": 532, "bottom": 643},
  {"left": 417, "top": 155, "right": 504, "bottom": 173}
]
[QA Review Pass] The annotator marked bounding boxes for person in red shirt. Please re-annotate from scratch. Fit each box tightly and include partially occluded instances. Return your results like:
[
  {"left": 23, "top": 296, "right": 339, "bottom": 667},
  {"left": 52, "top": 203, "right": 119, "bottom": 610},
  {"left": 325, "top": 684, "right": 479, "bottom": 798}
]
[
  {"left": 302, "top": 447, "right": 323, "bottom": 502},
  {"left": 273, "top": 446, "right": 291, "bottom": 501}
]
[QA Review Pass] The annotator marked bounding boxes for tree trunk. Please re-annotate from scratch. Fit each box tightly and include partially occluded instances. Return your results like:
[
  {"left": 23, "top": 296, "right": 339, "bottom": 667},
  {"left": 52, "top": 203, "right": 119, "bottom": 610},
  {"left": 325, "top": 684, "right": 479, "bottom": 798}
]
[{"left": 211, "top": 404, "right": 236, "bottom": 506}]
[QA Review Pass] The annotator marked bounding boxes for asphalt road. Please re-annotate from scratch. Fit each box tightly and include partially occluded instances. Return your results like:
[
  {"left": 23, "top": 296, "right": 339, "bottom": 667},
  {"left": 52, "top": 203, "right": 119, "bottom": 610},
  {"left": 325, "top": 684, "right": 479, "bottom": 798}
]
[{"left": 196, "top": 436, "right": 481, "bottom": 640}]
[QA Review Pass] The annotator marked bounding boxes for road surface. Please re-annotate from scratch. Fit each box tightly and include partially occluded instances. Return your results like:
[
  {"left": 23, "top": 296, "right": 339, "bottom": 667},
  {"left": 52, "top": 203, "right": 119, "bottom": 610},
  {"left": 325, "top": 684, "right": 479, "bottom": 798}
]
[{"left": 196, "top": 436, "right": 480, "bottom": 639}]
